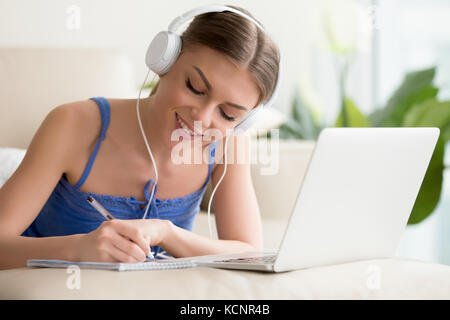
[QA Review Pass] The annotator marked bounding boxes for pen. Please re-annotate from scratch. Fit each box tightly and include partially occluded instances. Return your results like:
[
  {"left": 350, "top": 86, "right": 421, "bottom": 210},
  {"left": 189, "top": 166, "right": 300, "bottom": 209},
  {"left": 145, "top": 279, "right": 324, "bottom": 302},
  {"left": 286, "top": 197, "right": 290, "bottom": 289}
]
[{"left": 86, "top": 196, "right": 155, "bottom": 260}]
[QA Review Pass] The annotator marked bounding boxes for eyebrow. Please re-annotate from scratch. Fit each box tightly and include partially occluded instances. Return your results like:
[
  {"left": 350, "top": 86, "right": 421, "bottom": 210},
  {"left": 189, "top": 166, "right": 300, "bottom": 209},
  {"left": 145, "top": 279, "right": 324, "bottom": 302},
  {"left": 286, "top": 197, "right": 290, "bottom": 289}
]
[{"left": 192, "top": 65, "right": 248, "bottom": 111}]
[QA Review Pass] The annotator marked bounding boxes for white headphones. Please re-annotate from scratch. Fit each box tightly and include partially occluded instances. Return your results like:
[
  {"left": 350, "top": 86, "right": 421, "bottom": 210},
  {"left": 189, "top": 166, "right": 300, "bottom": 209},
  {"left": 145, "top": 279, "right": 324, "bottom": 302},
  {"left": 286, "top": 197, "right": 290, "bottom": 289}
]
[{"left": 144, "top": 4, "right": 281, "bottom": 132}]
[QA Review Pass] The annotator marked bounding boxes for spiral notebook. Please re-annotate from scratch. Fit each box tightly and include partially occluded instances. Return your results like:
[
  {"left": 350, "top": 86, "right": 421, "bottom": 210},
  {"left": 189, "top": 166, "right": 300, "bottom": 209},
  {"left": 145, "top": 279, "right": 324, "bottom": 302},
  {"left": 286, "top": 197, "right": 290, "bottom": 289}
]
[{"left": 26, "top": 258, "right": 198, "bottom": 271}]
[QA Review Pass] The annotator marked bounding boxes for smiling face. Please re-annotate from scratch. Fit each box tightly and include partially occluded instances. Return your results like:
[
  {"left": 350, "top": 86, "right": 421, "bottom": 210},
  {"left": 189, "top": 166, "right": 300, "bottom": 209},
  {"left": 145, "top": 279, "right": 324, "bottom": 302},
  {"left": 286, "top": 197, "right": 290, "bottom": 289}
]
[{"left": 146, "top": 44, "right": 260, "bottom": 149}]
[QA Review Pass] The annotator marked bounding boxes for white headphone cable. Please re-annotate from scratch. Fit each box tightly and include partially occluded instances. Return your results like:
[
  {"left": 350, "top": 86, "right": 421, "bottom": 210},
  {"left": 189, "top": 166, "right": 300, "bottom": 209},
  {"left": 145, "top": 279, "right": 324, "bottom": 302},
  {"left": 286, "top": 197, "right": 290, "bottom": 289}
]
[
  {"left": 206, "top": 133, "right": 230, "bottom": 239},
  {"left": 136, "top": 69, "right": 159, "bottom": 220}
]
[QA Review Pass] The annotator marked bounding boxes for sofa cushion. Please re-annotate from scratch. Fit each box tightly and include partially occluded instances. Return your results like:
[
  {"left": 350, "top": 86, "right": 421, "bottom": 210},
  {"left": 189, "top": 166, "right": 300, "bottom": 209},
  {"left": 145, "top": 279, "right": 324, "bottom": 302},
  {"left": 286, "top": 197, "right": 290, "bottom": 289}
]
[
  {"left": 0, "top": 258, "right": 449, "bottom": 299},
  {"left": 0, "top": 147, "right": 26, "bottom": 188}
]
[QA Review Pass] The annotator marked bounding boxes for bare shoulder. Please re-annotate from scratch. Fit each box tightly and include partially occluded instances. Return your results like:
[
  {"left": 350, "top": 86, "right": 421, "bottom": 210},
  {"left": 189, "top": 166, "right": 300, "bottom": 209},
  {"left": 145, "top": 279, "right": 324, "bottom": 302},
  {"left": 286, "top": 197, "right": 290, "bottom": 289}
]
[
  {"left": 59, "top": 99, "right": 103, "bottom": 144},
  {"left": 60, "top": 100, "right": 110, "bottom": 157}
]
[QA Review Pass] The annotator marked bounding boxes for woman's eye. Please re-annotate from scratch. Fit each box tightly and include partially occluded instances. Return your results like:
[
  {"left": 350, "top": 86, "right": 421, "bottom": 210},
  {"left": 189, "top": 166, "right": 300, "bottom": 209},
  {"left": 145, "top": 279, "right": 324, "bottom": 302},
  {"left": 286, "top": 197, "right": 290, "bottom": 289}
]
[
  {"left": 186, "top": 78, "right": 235, "bottom": 122},
  {"left": 186, "top": 78, "right": 204, "bottom": 95},
  {"left": 219, "top": 107, "right": 236, "bottom": 122}
]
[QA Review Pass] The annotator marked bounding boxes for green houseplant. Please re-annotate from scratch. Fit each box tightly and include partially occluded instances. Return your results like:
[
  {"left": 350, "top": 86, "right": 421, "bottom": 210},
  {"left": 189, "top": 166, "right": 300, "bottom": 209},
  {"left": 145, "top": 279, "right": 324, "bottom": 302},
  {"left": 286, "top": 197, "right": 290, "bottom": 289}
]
[{"left": 268, "top": 67, "right": 450, "bottom": 225}]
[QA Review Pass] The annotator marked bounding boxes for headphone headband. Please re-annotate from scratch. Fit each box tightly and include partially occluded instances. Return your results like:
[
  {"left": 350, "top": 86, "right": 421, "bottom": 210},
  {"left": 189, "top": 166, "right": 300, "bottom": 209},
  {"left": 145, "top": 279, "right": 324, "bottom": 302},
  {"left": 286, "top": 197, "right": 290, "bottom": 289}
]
[{"left": 168, "top": 4, "right": 265, "bottom": 33}]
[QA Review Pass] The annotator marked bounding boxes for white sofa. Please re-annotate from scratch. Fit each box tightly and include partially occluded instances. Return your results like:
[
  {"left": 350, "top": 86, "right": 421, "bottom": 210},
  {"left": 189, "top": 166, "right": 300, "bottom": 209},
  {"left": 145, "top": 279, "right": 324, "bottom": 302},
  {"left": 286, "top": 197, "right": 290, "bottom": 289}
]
[{"left": 0, "top": 47, "right": 449, "bottom": 299}]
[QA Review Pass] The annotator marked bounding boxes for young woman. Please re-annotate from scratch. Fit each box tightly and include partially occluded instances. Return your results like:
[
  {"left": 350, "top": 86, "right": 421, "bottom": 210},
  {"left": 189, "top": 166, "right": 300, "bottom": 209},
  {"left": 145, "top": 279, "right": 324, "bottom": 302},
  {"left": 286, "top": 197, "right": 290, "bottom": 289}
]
[{"left": 0, "top": 5, "right": 280, "bottom": 269}]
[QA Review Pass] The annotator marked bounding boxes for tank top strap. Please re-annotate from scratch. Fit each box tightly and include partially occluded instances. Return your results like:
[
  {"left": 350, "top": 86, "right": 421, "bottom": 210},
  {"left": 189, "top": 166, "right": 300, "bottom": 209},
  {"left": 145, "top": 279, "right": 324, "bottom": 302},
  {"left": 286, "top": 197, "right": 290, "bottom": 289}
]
[{"left": 73, "top": 97, "right": 111, "bottom": 190}]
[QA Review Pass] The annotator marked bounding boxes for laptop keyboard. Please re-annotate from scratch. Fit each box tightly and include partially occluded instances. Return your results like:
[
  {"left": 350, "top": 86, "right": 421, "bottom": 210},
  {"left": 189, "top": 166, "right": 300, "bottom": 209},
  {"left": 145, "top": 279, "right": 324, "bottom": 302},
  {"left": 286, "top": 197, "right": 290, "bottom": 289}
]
[{"left": 215, "top": 255, "right": 277, "bottom": 264}]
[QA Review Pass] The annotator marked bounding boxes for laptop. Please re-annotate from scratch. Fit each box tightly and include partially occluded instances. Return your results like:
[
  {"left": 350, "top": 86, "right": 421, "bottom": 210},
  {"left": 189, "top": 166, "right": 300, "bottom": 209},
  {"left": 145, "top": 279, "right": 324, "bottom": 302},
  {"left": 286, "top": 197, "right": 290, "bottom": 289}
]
[{"left": 191, "top": 127, "right": 440, "bottom": 272}]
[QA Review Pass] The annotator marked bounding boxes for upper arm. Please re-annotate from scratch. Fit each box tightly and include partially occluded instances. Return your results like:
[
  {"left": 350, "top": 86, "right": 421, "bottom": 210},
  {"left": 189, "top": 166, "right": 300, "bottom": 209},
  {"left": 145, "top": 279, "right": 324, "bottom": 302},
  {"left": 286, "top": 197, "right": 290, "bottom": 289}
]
[
  {"left": 0, "top": 103, "right": 81, "bottom": 236},
  {"left": 210, "top": 134, "right": 263, "bottom": 250}
]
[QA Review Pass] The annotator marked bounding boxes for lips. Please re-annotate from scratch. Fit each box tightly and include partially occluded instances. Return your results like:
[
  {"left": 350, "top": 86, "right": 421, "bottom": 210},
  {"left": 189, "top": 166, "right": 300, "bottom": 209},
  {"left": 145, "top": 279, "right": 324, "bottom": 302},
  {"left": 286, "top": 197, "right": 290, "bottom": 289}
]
[{"left": 175, "top": 113, "right": 203, "bottom": 136}]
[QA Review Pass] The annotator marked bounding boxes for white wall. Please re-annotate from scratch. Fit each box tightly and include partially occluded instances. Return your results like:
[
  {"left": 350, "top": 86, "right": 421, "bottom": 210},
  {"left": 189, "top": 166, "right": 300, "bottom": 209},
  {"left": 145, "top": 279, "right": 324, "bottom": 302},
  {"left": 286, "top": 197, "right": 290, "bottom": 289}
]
[
  {"left": 0, "top": 0, "right": 375, "bottom": 123},
  {"left": 376, "top": 0, "right": 450, "bottom": 105}
]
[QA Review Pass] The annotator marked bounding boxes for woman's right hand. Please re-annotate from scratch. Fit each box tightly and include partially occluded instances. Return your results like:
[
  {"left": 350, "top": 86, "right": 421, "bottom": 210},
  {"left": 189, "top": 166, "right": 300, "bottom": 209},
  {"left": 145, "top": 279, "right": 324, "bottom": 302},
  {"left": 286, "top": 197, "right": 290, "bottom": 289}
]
[{"left": 75, "top": 219, "right": 151, "bottom": 263}]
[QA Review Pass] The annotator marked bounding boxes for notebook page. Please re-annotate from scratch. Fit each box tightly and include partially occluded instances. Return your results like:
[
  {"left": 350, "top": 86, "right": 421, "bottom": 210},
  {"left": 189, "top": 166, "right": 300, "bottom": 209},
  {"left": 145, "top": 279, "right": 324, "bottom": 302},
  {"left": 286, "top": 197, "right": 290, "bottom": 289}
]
[{"left": 27, "top": 259, "right": 197, "bottom": 271}]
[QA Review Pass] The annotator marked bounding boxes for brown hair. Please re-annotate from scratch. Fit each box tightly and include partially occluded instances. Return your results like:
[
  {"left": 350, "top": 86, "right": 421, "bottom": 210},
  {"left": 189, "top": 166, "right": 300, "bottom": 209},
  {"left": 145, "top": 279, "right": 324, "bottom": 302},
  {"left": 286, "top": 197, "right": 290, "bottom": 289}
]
[{"left": 150, "top": 5, "right": 280, "bottom": 108}]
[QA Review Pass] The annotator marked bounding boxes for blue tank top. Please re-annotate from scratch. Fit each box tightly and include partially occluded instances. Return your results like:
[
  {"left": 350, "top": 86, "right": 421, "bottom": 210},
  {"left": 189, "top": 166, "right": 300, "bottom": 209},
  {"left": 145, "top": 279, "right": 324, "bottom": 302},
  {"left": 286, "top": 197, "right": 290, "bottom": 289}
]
[{"left": 22, "top": 97, "right": 217, "bottom": 259}]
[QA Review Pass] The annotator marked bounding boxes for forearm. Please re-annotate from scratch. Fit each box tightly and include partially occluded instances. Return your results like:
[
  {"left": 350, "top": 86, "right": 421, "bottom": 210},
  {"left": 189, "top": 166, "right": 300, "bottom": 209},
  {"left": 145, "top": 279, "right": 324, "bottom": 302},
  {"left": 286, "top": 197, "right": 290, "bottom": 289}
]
[
  {"left": 161, "top": 222, "right": 258, "bottom": 258},
  {"left": 0, "top": 234, "right": 81, "bottom": 270}
]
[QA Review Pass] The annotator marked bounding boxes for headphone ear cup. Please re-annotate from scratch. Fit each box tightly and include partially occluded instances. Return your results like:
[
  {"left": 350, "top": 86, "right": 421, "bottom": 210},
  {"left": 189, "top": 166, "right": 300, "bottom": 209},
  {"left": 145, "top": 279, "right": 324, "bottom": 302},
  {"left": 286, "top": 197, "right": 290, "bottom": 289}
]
[
  {"left": 233, "top": 105, "right": 263, "bottom": 132},
  {"left": 146, "top": 31, "right": 182, "bottom": 75},
  {"left": 234, "top": 116, "right": 254, "bottom": 132}
]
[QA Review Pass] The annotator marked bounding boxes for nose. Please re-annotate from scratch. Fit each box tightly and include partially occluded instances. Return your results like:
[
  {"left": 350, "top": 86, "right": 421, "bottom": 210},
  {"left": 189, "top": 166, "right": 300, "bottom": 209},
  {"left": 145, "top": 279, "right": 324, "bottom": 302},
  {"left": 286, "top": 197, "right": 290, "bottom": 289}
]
[{"left": 191, "top": 103, "right": 215, "bottom": 129}]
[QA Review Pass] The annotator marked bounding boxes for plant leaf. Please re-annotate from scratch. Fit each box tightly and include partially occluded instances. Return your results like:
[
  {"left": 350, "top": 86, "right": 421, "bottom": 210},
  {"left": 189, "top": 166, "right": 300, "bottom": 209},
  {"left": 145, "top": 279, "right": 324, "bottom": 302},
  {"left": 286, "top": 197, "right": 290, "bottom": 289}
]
[
  {"left": 407, "top": 137, "right": 444, "bottom": 224},
  {"left": 368, "top": 108, "right": 386, "bottom": 127},
  {"left": 334, "top": 97, "right": 370, "bottom": 127},
  {"left": 290, "top": 88, "right": 323, "bottom": 139},
  {"left": 291, "top": 89, "right": 302, "bottom": 123},
  {"left": 402, "top": 99, "right": 450, "bottom": 131},
  {"left": 442, "top": 123, "right": 450, "bottom": 141},
  {"left": 385, "top": 86, "right": 439, "bottom": 127},
  {"left": 401, "top": 99, "right": 449, "bottom": 224},
  {"left": 278, "top": 119, "right": 305, "bottom": 139},
  {"left": 369, "top": 67, "right": 439, "bottom": 127}
]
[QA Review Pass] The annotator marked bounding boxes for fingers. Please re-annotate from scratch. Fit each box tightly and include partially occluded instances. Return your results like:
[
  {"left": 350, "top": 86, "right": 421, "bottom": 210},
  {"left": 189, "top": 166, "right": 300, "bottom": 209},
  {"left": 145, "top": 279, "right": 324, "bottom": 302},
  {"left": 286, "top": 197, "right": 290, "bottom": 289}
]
[
  {"left": 110, "top": 232, "right": 147, "bottom": 262},
  {"left": 102, "top": 251, "right": 121, "bottom": 263},
  {"left": 110, "top": 220, "right": 151, "bottom": 256},
  {"left": 105, "top": 238, "right": 143, "bottom": 263},
  {"left": 95, "top": 220, "right": 149, "bottom": 262}
]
